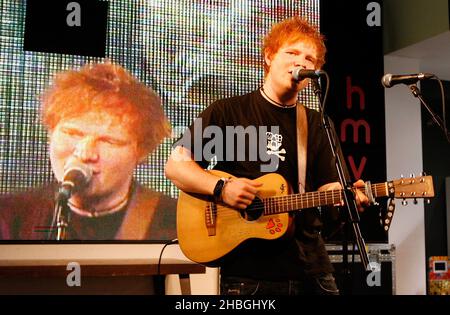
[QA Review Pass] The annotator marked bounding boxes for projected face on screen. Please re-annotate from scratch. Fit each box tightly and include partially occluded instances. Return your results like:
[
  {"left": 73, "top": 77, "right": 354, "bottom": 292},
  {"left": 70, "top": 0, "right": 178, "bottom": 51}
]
[
  {"left": 0, "top": 0, "right": 320, "bottom": 240},
  {"left": 49, "top": 112, "right": 140, "bottom": 206},
  {"left": 0, "top": 62, "right": 177, "bottom": 241}
]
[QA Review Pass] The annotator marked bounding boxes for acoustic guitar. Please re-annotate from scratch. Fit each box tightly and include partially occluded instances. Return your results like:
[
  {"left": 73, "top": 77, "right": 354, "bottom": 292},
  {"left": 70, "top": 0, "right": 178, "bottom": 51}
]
[{"left": 177, "top": 170, "right": 434, "bottom": 265}]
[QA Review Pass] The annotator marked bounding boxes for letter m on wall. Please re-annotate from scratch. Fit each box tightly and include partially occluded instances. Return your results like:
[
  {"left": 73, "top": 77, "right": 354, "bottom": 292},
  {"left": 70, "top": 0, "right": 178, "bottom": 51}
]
[{"left": 340, "top": 119, "right": 371, "bottom": 144}]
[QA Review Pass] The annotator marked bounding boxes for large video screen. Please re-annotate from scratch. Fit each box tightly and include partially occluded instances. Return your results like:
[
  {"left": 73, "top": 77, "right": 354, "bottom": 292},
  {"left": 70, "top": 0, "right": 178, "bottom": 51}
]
[{"left": 0, "top": 0, "right": 320, "bottom": 241}]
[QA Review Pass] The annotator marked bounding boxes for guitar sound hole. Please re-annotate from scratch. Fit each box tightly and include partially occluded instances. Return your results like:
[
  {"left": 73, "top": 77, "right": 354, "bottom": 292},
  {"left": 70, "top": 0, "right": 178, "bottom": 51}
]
[{"left": 239, "top": 197, "right": 264, "bottom": 221}]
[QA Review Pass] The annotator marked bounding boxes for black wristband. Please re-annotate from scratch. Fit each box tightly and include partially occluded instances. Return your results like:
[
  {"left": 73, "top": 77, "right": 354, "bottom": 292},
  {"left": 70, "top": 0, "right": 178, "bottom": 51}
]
[{"left": 213, "top": 178, "right": 226, "bottom": 201}]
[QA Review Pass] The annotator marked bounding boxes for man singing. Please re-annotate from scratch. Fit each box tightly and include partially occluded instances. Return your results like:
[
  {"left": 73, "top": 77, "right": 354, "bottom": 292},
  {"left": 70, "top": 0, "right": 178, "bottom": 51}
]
[{"left": 0, "top": 62, "right": 176, "bottom": 240}]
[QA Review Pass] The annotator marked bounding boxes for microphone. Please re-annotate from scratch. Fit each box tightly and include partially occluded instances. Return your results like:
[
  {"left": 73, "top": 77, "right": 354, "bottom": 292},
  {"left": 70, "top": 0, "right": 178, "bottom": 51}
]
[
  {"left": 58, "top": 158, "right": 93, "bottom": 199},
  {"left": 381, "top": 73, "right": 434, "bottom": 88},
  {"left": 292, "top": 68, "right": 324, "bottom": 82}
]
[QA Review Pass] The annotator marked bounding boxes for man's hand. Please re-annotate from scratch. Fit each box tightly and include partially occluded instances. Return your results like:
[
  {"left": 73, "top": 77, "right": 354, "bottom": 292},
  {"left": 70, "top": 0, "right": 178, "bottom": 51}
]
[
  {"left": 353, "top": 179, "right": 369, "bottom": 212},
  {"left": 319, "top": 180, "right": 369, "bottom": 212},
  {"left": 221, "top": 178, "right": 262, "bottom": 209}
]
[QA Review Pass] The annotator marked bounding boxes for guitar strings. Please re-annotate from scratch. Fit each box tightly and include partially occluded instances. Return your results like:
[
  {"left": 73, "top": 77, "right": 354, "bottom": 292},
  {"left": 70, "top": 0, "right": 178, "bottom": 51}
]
[
  {"left": 210, "top": 184, "right": 389, "bottom": 217},
  {"left": 212, "top": 190, "right": 344, "bottom": 216}
]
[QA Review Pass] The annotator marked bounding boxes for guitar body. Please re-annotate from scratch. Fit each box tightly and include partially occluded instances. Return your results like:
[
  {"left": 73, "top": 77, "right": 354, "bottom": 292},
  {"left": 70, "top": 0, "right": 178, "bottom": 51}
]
[{"left": 177, "top": 170, "right": 292, "bottom": 265}]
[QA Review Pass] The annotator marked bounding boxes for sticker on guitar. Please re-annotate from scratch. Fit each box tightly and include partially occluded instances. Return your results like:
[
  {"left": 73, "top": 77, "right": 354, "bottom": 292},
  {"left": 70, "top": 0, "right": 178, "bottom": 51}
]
[{"left": 266, "top": 218, "right": 283, "bottom": 234}]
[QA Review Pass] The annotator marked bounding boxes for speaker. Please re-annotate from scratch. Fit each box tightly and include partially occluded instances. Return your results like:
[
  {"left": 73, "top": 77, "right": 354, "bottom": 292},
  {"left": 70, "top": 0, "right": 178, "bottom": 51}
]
[{"left": 326, "top": 243, "right": 395, "bottom": 295}]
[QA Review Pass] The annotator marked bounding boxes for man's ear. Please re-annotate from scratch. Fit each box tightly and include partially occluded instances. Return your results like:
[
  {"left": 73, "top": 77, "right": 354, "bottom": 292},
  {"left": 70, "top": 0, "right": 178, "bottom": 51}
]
[{"left": 264, "top": 52, "right": 272, "bottom": 68}]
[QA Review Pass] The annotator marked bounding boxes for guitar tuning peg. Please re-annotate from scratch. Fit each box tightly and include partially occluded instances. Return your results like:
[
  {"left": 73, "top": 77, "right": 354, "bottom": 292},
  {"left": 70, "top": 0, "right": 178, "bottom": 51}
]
[
  {"left": 400, "top": 174, "right": 404, "bottom": 178},
  {"left": 426, "top": 199, "right": 431, "bottom": 205},
  {"left": 413, "top": 198, "right": 418, "bottom": 205},
  {"left": 410, "top": 173, "right": 415, "bottom": 178},
  {"left": 402, "top": 199, "right": 408, "bottom": 206},
  {"left": 421, "top": 171, "right": 427, "bottom": 176}
]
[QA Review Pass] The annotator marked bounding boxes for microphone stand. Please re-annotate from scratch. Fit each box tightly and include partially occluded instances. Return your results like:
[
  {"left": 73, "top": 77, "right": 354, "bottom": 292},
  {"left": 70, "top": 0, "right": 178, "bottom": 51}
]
[
  {"left": 311, "top": 77, "right": 370, "bottom": 278},
  {"left": 409, "top": 84, "right": 450, "bottom": 143},
  {"left": 54, "top": 186, "right": 71, "bottom": 240}
]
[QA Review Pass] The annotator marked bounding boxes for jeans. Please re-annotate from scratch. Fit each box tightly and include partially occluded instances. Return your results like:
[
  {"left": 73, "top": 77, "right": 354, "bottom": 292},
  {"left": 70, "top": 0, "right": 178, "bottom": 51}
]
[{"left": 220, "top": 273, "right": 339, "bottom": 295}]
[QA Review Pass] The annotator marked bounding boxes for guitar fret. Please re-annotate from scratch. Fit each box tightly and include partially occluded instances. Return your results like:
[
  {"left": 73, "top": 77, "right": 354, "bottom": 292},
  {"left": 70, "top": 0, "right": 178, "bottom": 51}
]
[
  {"left": 288, "top": 196, "right": 291, "bottom": 212},
  {"left": 308, "top": 192, "right": 311, "bottom": 208},
  {"left": 313, "top": 191, "right": 317, "bottom": 207},
  {"left": 285, "top": 195, "right": 288, "bottom": 213}
]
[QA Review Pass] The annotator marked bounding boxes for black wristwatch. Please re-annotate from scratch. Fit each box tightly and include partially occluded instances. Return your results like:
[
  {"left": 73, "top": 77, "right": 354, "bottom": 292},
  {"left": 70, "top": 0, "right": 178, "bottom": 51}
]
[{"left": 213, "top": 178, "right": 227, "bottom": 201}]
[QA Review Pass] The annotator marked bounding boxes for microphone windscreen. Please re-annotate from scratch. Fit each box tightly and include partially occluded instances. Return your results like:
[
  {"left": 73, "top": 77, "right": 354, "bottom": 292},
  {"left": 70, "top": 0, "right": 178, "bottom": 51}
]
[{"left": 63, "top": 157, "right": 92, "bottom": 186}]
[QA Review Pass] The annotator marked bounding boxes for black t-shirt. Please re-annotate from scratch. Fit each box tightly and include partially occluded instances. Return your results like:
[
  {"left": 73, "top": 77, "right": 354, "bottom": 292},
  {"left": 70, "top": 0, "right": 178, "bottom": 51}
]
[{"left": 179, "top": 90, "right": 339, "bottom": 280}]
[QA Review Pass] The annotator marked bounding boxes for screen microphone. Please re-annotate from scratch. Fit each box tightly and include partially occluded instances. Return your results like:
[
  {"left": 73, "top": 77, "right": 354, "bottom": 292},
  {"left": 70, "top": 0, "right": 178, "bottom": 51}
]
[
  {"left": 381, "top": 73, "right": 434, "bottom": 88},
  {"left": 292, "top": 68, "right": 324, "bottom": 82},
  {"left": 58, "top": 158, "right": 93, "bottom": 199}
]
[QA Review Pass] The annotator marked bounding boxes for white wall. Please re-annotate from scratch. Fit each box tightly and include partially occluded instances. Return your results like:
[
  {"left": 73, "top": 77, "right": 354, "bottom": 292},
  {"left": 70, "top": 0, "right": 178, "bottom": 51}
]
[
  {"left": 384, "top": 55, "right": 426, "bottom": 294},
  {"left": 0, "top": 244, "right": 219, "bottom": 295}
]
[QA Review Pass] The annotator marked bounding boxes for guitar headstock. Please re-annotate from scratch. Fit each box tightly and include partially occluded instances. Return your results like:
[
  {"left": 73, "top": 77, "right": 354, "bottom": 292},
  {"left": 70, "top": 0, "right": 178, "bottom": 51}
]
[
  {"left": 389, "top": 175, "right": 435, "bottom": 199},
  {"left": 382, "top": 175, "right": 434, "bottom": 233}
]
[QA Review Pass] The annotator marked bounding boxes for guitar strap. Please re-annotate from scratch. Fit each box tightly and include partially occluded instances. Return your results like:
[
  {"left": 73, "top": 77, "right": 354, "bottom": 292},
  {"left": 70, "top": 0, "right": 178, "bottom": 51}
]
[
  {"left": 116, "top": 184, "right": 159, "bottom": 240},
  {"left": 296, "top": 104, "right": 308, "bottom": 194}
]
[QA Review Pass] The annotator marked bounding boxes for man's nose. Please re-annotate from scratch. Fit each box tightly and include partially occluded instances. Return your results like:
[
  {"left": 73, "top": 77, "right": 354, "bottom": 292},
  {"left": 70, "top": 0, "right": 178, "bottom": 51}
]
[
  {"left": 294, "top": 56, "right": 308, "bottom": 68},
  {"left": 73, "top": 136, "right": 99, "bottom": 162}
]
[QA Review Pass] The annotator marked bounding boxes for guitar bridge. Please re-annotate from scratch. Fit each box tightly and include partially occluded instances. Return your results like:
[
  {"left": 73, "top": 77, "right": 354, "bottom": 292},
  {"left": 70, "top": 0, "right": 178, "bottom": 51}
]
[{"left": 205, "top": 202, "right": 217, "bottom": 236}]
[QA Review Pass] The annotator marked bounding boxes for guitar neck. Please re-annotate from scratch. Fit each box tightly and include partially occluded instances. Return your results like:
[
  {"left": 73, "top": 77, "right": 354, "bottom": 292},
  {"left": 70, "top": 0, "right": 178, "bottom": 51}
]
[{"left": 263, "top": 182, "right": 390, "bottom": 215}]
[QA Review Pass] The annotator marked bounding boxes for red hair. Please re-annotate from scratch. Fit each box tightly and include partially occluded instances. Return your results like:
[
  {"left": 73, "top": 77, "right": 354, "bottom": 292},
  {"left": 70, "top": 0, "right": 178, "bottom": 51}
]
[
  {"left": 262, "top": 16, "right": 326, "bottom": 76},
  {"left": 41, "top": 61, "right": 170, "bottom": 158}
]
